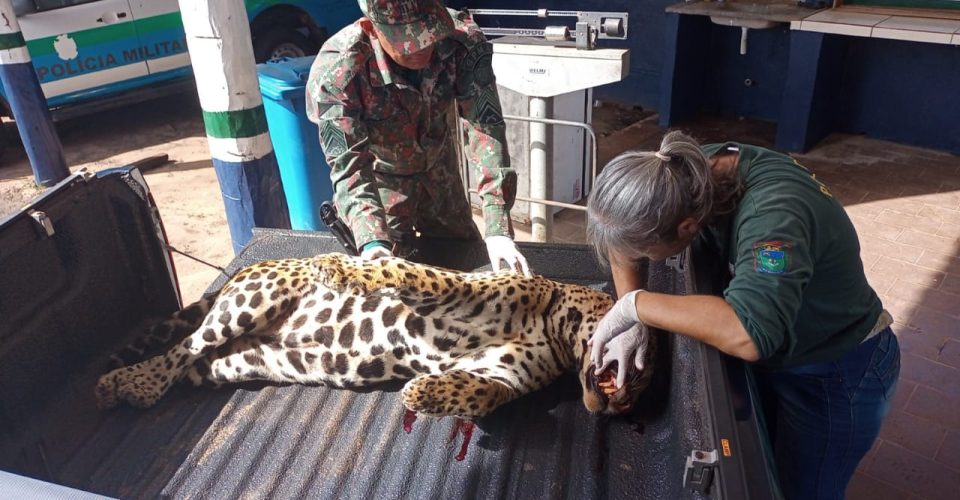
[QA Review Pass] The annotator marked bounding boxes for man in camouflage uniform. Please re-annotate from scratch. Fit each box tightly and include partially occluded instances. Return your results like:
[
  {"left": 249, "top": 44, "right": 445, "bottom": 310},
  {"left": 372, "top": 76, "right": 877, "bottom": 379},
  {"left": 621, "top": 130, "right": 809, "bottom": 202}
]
[{"left": 306, "top": 0, "right": 529, "bottom": 275}]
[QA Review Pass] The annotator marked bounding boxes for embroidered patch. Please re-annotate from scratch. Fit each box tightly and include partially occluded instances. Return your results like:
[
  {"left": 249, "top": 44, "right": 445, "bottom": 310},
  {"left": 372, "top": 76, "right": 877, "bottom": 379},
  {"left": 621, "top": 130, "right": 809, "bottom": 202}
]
[
  {"left": 753, "top": 241, "right": 791, "bottom": 275},
  {"left": 460, "top": 43, "right": 494, "bottom": 88},
  {"left": 473, "top": 54, "right": 495, "bottom": 87},
  {"left": 472, "top": 86, "right": 503, "bottom": 124},
  {"left": 319, "top": 120, "right": 348, "bottom": 157}
]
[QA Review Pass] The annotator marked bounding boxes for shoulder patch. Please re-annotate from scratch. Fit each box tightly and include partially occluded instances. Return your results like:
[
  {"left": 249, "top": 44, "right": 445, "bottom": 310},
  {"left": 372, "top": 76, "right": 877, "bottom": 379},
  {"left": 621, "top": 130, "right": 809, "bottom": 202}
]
[
  {"left": 458, "top": 42, "right": 495, "bottom": 91},
  {"left": 468, "top": 43, "right": 495, "bottom": 87},
  {"left": 450, "top": 7, "right": 496, "bottom": 88},
  {"left": 752, "top": 241, "right": 791, "bottom": 275}
]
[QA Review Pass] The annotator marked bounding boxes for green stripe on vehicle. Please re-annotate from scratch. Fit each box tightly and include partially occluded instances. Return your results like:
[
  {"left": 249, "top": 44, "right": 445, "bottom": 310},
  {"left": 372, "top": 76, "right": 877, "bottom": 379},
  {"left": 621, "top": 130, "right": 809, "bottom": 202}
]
[
  {"left": 26, "top": 12, "right": 184, "bottom": 57},
  {"left": 132, "top": 12, "right": 184, "bottom": 36},
  {"left": 0, "top": 32, "right": 26, "bottom": 50},
  {"left": 27, "top": 23, "right": 134, "bottom": 56},
  {"left": 202, "top": 106, "right": 269, "bottom": 139}
]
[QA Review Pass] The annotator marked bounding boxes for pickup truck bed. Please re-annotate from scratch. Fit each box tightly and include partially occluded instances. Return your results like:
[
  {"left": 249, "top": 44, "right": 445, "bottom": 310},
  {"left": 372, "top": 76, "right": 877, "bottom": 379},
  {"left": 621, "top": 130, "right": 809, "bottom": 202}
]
[{"left": 0, "top": 169, "right": 777, "bottom": 499}]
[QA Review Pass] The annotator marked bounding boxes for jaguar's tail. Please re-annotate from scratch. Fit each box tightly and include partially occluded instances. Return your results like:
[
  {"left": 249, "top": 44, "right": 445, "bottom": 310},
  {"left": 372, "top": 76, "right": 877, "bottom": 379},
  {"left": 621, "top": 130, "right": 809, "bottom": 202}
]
[{"left": 108, "top": 294, "right": 219, "bottom": 368}]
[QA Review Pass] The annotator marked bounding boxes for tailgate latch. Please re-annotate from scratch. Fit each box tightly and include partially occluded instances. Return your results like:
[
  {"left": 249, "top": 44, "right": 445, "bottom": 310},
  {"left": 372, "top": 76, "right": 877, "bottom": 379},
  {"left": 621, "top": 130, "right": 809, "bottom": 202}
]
[
  {"left": 683, "top": 449, "right": 718, "bottom": 494},
  {"left": 28, "top": 210, "right": 55, "bottom": 236},
  {"left": 665, "top": 249, "right": 687, "bottom": 273}
]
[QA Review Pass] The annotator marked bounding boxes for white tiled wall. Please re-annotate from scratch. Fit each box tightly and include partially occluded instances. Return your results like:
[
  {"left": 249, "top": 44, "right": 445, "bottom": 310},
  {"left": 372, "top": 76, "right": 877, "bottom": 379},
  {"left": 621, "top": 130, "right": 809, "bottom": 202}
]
[{"left": 794, "top": 10, "right": 960, "bottom": 45}]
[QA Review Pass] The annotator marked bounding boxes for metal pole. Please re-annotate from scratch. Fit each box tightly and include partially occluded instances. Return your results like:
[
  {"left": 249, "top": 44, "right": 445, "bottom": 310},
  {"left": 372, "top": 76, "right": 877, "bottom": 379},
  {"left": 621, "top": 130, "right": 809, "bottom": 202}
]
[
  {"left": 503, "top": 114, "right": 597, "bottom": 190},
  {"left": 0, "top": 0, "right": 68, "bottom": 187},
  {"left": 178, "top": 0, "right": 290, "bottom": 254},
  {"left": 528, "top": 96, "right": 552, "bottom": 242},
  {"left": 515, "top": 194, "right": 585, "bottom": 211},
  {"left": 468, "top": 9, "right": 582, "bottom": 18}
]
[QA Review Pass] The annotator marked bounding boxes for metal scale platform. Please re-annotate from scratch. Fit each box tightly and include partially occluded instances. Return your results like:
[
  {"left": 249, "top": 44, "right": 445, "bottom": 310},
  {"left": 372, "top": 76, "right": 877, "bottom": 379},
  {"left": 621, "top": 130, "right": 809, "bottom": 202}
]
[{"left": 468, "top": 9, "right": 631, "bottom": 242}]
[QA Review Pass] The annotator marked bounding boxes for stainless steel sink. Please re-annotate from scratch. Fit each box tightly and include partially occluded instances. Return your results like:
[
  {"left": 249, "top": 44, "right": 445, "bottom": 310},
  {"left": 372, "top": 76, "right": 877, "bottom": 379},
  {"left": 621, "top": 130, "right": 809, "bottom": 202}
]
[
  {"left": 666, "top": 0, "right": 824, "bottom": 25},
  {"left": 710, "top": 15, "right": 779, "bottom": 29},
  {"left": 707, "top": 2, "right": 809, "bottom": 18}
]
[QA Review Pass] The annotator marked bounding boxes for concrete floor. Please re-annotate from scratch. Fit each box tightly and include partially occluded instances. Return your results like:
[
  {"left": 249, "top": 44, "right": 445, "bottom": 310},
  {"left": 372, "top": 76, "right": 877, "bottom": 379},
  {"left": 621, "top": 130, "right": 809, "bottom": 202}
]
[{"left": 489, "top": 112, "right": 960, "bottom": 499}]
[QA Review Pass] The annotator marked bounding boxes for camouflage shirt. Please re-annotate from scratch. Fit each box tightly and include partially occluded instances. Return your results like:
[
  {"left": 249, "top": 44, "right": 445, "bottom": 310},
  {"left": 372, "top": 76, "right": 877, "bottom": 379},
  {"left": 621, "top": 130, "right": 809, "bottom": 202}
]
[{"left": 306, "top": 9, "right": 516, "bottom": 249}]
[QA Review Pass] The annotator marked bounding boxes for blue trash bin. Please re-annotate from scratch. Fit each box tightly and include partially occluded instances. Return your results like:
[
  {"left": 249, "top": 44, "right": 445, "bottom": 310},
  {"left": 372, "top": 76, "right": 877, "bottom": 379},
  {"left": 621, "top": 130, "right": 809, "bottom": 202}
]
[{"left": 258, "top": 56, "right": 332, "bottom": 231}]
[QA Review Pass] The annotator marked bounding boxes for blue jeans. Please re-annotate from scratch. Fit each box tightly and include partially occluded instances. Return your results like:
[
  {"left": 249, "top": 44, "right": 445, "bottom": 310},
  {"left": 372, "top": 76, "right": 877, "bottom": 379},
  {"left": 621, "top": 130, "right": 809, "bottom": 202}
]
[{"left": 753, "top": 327, "right": 900, "bottom": 500}]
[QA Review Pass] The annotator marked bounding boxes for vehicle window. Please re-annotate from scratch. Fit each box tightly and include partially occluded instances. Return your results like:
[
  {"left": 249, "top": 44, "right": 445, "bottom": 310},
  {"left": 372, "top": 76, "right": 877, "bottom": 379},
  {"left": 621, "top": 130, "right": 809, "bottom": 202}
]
[{"left": 18, "top": 0, "right": 105, "bottom": 14}]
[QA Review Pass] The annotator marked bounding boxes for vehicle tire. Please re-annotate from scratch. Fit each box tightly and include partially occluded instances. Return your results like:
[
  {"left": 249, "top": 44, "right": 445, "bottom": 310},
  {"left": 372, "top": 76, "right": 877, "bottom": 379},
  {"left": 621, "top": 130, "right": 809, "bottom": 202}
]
[{"left": 253, "top": 27, "right": 316, "bottom": 63}]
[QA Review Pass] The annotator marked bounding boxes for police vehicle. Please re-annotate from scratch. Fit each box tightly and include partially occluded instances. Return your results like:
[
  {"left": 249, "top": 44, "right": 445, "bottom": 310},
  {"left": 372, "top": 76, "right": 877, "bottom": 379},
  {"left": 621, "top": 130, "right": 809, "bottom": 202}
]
[{"left": 0, "top": 0, "right": 359, "bottom": 154}]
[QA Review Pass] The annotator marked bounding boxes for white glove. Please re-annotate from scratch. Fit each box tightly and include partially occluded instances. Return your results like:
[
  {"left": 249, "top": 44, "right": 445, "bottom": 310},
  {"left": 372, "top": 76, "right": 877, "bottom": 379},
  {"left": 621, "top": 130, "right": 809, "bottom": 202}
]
[
  {"left": 485, "top": 235, "right": 531, "bottom": 277},
  {"left": 597, "top": 323, "right": 649, "bottom": 388},
  {"left": 360, "top": 243, "right": 392, "bottom": 260},
  {"left": 588, "top": 290, "right": 649, "bottom": 387}
]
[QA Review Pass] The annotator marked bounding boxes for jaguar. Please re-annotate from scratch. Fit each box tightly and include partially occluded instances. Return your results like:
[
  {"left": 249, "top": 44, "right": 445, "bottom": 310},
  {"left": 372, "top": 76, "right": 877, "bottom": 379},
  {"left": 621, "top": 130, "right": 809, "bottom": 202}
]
[{"left": 95, "top": 254, "right": 655, "bottom": 421}]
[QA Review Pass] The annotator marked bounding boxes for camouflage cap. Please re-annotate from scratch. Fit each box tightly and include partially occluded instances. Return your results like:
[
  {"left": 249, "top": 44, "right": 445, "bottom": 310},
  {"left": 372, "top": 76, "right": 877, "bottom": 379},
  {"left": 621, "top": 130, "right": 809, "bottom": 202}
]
[{"left": 359, "top": 0, "right": 455, "bottom": 56}]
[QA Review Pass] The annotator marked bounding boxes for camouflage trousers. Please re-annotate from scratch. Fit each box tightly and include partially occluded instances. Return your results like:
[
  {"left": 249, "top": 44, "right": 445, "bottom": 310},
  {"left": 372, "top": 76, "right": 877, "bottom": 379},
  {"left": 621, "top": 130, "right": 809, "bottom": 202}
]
[{"left": 374, "top": 162, "right": 481, "bottom": 252}]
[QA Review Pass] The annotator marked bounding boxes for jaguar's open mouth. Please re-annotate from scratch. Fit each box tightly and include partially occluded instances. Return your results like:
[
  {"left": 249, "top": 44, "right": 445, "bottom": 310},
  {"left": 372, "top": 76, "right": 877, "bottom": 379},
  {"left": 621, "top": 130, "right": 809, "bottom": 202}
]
[{"left": 588, "top": 361, "right": 632, "bottom": 413}]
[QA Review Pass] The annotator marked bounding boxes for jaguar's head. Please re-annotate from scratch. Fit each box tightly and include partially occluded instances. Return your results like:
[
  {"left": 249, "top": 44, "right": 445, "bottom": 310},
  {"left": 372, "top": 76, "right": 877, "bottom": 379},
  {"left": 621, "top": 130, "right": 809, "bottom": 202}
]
[
  {"left": 579, "top": 357, "right": 649, "bottom": 415},
  {"left": 568, "top": 289, "right": 651, "bottom": 416}
]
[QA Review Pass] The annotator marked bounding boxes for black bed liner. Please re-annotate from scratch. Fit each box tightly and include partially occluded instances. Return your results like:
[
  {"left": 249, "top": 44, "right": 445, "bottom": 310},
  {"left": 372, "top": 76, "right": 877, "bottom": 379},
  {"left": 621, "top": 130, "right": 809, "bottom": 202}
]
[{"left": 0, "top": 169, "right": 778, "bottom": 499}]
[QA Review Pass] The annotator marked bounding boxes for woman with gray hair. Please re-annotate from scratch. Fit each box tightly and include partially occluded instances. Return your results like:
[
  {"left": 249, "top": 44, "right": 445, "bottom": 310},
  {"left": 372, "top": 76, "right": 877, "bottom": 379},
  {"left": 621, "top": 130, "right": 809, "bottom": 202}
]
[{"left": 587, "top": 131, "right": 899, "bottom": 499}]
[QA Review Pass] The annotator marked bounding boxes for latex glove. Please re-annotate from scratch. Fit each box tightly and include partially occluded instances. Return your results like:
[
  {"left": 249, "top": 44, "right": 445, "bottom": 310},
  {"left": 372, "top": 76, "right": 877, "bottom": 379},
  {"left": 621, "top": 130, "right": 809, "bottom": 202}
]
[
  {"left": 360, "top": 243, "right": 392, "bottom": 260},
  {"left": 588, "top": 290, "right": 648, "bottom": 386},
  {"left": 485, "top": 235, "right": 531, "bottom": 277},
  {"left": 597, "top": 323, "right": 649, "bottom": 388}
]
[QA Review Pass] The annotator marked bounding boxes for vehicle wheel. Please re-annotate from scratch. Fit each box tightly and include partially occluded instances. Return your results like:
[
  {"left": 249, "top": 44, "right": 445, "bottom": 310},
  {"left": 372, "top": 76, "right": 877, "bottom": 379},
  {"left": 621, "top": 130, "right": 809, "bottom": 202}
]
[{"left": 253, "top": 27, "right": 316, "bottom": 63}]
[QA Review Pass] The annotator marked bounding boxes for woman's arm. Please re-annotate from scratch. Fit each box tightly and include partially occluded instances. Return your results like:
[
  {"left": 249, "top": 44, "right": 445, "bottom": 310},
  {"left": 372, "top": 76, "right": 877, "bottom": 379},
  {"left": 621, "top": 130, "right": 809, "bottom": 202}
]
[
  {"left": 634, "top": 291, "right": 760, "bottom": 362},
  {"left": 609, "top": 256, "right": 646, "bottom": 298},
  {"left": 607, "top": 250, "right": 760, "bottom": 362}
]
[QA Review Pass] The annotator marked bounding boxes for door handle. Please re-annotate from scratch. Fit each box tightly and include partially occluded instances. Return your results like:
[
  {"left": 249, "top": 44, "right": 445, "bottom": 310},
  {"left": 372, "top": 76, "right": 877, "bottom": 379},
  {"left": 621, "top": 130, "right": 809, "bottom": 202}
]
[{"left": 97, "top": 12, "right": 128, "bottom": 23}]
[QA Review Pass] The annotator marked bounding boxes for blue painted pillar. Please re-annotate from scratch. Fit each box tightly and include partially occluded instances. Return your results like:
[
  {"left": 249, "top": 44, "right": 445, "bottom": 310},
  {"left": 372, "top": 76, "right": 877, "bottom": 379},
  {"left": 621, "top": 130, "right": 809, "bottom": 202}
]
[
  {"left": 0, "top": 0, "right": 69, "bottom": 187},
  {"left": 178, "top": 0, "right": 290, "bottom": 254},
  {"left": 659, "top": 13, "right": 713, "bottom": 127},
  {"left": 776, "top": 31, "right": 847, "bottom": 153}
]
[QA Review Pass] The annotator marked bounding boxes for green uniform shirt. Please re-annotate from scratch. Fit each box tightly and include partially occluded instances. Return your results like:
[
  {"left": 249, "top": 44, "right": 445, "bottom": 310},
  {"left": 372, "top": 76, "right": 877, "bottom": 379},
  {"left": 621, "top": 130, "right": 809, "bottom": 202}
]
[
  {"left": 701, "top": 143, "right": 884, "bottom": 368},
  {"left": 306, "top": 9, "right": 516, "bottom": 249}
]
